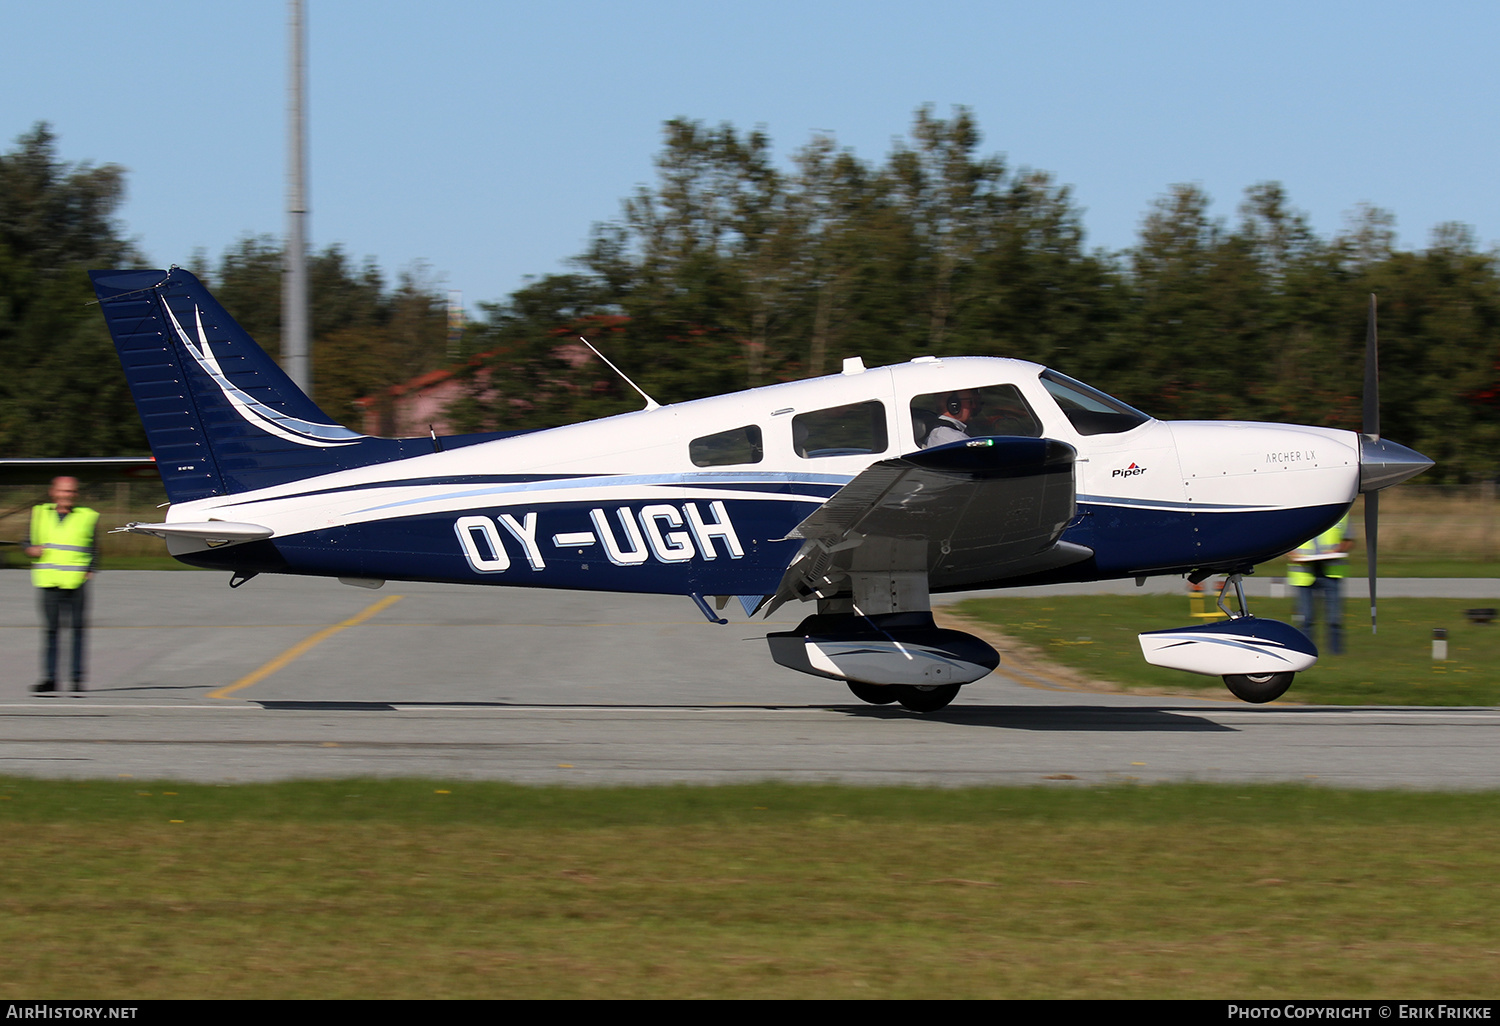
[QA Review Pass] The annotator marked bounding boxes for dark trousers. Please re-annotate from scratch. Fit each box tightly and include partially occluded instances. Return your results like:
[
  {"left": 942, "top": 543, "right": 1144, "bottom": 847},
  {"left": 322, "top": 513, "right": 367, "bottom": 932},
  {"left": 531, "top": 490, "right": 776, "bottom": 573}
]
[
  {"left": 39, "top": 585, "right": 87, "bottom": 686},
  {"left": 1294, "top": 576, "right": 1343, "bottom": 656}
]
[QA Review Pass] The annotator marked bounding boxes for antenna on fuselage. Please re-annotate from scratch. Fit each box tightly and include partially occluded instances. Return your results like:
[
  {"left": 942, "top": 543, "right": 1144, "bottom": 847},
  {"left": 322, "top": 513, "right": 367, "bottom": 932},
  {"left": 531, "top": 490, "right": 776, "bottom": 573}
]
[{"left": 578, "top": 336, "right": 660, "bottom": 411}]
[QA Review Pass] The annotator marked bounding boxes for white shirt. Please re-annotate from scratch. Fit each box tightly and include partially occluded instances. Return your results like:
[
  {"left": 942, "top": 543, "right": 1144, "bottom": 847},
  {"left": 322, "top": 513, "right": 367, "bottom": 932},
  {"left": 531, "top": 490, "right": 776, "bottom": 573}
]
[{"left": 923, "top": 414, "right": 970, "bottom": 448}]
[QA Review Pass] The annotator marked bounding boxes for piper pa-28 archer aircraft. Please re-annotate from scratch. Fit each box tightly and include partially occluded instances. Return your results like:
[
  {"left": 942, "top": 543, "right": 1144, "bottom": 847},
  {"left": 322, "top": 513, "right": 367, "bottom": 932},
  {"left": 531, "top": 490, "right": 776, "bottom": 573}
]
[{"left": 87, "top": 268, "right": 1432, "bottom": 711}]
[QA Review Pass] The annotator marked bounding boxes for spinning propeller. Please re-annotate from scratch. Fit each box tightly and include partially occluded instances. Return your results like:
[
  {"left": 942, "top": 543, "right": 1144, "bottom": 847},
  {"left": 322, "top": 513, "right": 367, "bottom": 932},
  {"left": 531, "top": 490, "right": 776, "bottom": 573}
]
[{"left": 1358, "top": 294, "right": 1435, "bottom": 633}]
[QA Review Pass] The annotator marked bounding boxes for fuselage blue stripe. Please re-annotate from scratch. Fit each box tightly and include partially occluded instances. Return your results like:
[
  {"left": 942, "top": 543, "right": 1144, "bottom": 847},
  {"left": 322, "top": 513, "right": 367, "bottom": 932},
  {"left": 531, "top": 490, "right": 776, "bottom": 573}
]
[
  {"left": 1078, "top": 493, "right": 1276, "bottom": 511},
  {"left": 350, "top": 472, "right": 855, "bottom": 515}
]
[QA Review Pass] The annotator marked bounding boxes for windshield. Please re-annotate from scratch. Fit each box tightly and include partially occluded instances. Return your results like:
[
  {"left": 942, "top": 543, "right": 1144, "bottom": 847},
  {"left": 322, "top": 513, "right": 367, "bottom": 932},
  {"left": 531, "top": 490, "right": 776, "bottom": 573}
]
[{"left": 1039, "top": 369, "right": 1151, "bottom": 435}]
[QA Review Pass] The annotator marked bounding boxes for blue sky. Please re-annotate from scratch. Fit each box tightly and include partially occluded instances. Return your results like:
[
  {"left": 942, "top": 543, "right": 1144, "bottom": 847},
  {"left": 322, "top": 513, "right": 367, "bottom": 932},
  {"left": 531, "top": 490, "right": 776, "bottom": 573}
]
[{"left": 4, "top": 1, "right": 1497, "bottom": 312}]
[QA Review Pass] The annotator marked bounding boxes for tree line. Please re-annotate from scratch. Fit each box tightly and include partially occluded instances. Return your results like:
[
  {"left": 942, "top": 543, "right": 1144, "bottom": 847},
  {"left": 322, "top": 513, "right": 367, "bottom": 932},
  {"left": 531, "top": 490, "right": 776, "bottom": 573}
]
[
  {"left": 0, "top": 124, "right": 453, "bottom": 456},
  {"left": 3, "top": 113, "right": 1498, "bottom": 482}
]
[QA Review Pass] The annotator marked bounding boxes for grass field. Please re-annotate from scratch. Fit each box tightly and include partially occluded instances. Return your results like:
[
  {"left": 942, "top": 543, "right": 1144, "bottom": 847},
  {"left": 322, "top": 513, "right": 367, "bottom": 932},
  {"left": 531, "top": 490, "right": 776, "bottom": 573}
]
[
  {"left": 952, "top": 595, "right": 1500, "bottom": 706},
  {"left": 2, "top": 778, "right": 1498, "bottom": 999}
]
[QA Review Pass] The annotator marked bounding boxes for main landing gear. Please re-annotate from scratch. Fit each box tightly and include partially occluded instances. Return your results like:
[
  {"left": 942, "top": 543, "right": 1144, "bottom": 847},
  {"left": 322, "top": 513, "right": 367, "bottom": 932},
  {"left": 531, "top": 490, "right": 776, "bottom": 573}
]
[
  {"left": 767, "top": 611, "right": 995, "bottom": 713},
  {"left": 847, "top": 681, "right": 962, "bottom": 712}
]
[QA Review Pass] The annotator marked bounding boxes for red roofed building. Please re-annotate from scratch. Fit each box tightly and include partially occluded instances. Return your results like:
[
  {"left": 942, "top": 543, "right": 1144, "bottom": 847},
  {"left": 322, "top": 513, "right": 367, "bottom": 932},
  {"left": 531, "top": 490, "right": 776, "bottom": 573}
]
[{"left": 354, "top": 315, "right": 629, "bottom": 437}]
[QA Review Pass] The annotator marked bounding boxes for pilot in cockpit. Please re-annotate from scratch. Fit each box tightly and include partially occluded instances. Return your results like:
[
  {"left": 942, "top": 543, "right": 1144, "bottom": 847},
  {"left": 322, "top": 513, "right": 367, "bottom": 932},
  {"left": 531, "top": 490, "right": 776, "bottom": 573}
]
[{"left": 920, "top": 390, "right": 980, "bottom": 448}]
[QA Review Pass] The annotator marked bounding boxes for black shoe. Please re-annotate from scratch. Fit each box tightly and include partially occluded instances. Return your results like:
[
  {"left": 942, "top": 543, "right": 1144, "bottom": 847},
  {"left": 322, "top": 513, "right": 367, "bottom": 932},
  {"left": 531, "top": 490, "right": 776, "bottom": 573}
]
[
  {"left": 69, "top": 684, "right": 86, "bottom": 698},
  {"left": 32, "top": 681, "right": 56, "bottom": 697}
]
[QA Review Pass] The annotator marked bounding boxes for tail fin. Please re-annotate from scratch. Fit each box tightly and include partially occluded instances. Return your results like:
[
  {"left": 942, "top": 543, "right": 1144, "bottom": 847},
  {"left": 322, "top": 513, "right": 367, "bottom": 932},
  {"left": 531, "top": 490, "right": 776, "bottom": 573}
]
[{"left": 91, "top": 267, "right": 376, "bottom": 503}]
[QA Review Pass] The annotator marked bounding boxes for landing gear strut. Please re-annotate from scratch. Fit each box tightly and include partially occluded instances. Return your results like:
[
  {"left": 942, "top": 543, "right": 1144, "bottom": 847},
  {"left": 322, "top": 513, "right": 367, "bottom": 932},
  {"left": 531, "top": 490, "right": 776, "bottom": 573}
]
[{"left": 1212, "top": 573, "right": 1297, "bottom": 702}]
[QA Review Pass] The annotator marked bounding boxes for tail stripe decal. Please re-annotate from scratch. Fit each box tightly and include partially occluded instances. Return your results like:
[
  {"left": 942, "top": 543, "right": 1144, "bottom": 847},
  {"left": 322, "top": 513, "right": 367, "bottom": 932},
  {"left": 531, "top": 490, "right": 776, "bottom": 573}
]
[{"left": 162, "top": 300, "right": 365, "bottom": 448}]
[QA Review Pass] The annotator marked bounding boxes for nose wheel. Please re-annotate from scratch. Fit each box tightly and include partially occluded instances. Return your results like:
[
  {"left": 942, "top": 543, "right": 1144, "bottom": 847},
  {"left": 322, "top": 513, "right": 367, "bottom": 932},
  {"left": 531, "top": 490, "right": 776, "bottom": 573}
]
[{"left": 1222, "top": 672, "right": 1294, "bottom": 704}]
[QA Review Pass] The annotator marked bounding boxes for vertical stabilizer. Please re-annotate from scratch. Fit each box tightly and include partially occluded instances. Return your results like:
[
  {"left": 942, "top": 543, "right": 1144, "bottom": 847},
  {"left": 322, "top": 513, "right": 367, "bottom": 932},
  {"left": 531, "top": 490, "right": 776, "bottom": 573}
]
[{"left": 90, "top": 267, "right": 368, "bottom": 503}]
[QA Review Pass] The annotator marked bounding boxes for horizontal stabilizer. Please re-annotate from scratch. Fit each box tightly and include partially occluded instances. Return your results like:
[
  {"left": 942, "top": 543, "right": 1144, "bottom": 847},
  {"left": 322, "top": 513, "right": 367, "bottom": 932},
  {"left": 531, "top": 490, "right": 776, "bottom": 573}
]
[{"left": 115, "top": 521, "right": 274, "bottom": 555}]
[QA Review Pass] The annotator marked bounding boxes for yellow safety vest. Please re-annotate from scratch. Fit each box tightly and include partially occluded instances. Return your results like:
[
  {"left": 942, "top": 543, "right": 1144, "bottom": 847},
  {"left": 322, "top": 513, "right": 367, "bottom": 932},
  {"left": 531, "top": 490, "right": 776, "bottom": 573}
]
[
  {"left": 30, "top": 504, "right": 99, "bottom": 590},
  {"left": 1287, "top": 515, "right": 1348, "bottom": 587}
]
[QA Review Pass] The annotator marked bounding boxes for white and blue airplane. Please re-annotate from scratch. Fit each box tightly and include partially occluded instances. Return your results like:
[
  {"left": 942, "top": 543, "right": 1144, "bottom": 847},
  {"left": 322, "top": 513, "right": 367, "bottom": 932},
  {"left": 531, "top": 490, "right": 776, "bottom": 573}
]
[{"left": 83, "top": 267, "right": 1431, "bottom": 711}]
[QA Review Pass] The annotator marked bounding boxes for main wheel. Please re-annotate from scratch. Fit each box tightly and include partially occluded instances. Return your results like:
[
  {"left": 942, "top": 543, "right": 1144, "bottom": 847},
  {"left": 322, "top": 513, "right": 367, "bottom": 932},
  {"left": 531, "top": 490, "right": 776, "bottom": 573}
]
[
  {"left": 1222, "top": 672, "right": 1294, "bottom": 704},
  {"left": 847, "top": 682, "right": 897, "bottom": 705},
  {"left": 893, "top": 683, "right": 962, "bottom": 712}
]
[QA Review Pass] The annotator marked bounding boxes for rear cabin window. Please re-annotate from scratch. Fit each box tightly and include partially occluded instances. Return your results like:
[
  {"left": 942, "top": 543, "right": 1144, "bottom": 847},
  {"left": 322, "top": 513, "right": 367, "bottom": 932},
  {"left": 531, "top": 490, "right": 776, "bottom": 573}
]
[
  {"left": 911, "top": 384, "right": 1043, "bottom": 448},
  {"left": 792, "top": 401, "right": 888, "bottom": 458},
  {"left": 690, "top": 424, "right": 764, "bottom": 467}
]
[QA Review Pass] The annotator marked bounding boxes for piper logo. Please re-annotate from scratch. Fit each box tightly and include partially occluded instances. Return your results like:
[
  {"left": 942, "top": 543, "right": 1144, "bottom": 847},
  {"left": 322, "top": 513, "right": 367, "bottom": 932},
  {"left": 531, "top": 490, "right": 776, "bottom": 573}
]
[
  {"left": 456, "top": 500, "right": 743, "bottom": 573},
  {"left": 1111, "top": 463, "right": 1147, "bottom": 478}
]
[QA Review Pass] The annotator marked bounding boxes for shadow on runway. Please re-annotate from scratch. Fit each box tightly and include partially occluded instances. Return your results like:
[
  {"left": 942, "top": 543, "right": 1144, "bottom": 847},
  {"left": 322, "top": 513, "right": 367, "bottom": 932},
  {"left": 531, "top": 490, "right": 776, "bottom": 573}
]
[
  {"left": 832, "top": 704, "right": 1236, "bottom": 731},
  {"left": 259, "top": 701, "right": 402, "bottom": 711},
  {"left": 250, "top": 699, "right": 1237, "bottom": 731}
]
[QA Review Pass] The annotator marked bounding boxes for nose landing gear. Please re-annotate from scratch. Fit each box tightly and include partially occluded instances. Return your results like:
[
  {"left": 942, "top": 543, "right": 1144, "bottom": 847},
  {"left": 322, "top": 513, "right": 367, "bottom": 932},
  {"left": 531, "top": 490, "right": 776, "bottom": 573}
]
[{"left": 1138, "top": 572, "right": 1316, "bottom": 704}]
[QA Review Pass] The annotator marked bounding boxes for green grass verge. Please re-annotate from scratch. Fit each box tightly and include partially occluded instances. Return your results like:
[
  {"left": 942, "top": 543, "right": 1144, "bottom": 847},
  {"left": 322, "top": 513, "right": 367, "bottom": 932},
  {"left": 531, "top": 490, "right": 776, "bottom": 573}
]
[
  {"left": 1, "top": 778, "right": 1498, "bottom": 999},
  {"left": 953, "top": 595, "right": 1500, "bottom": 705},
  {"left": 1311, "top": 556, "right": 1500, "bottom": 579}
]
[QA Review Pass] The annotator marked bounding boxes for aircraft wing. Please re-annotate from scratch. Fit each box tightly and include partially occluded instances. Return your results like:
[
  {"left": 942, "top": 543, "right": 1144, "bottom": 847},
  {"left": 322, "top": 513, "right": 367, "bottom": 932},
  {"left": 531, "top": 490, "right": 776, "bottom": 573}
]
[{"left": 766, "top": 436, "right": 1090, "bottom": 613}]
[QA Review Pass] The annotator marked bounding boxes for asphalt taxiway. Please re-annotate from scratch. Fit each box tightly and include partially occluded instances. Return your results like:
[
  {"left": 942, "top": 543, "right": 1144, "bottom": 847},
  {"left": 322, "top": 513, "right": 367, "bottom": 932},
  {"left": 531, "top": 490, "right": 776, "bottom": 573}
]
[{"left": 1, "top": 571, "right": 1496, "bottom": 787}]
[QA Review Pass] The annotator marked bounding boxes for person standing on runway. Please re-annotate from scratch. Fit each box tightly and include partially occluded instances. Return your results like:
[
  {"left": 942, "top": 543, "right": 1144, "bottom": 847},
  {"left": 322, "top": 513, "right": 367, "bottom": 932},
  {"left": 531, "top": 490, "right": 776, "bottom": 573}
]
[
  {"left": 24, "top": 476, "right": 99, "bottom": 696},
  {"left": 1287, "top": 514, "right": 1352, "bottom": 656}
]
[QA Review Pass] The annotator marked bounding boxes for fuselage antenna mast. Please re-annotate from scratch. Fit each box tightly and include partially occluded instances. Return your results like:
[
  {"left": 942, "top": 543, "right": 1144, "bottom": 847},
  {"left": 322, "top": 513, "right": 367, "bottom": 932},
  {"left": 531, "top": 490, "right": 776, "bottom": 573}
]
[{"left": 578, "top": 336, "right": 660, "bottom": 411}]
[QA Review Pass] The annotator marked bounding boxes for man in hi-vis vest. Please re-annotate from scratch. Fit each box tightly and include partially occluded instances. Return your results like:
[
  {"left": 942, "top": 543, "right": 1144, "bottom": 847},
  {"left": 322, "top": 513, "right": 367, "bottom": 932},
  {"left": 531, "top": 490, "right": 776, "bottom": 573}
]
[
  {"left": 24, "top": 476, "right": 99, "bottom": 695},
  {"left": 1287, "top": 514, "right": 1352, "bottom": 656}
]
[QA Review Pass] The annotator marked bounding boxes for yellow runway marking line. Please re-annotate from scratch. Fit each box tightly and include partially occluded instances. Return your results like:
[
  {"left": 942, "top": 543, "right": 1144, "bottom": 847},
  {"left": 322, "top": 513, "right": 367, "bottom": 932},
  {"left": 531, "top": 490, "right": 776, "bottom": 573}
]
[{"left": 207, "top": 594, "right": 404, "bottom": 699}]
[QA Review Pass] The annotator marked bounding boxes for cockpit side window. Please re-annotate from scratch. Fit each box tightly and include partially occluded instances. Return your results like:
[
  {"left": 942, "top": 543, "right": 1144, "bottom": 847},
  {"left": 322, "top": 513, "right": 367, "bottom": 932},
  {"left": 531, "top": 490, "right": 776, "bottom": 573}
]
[
  {"left": 792, "top": 401, "right": 888, "bottom": 458},
  {"left": 690, "top": 424, "right": 764, "bottom": 467},
  {"left": 910, "top": 384, "right": 1042, "bottom": 448},
  {"left": 1039, "top": 370, "right": 1150, "bottom": 436}
]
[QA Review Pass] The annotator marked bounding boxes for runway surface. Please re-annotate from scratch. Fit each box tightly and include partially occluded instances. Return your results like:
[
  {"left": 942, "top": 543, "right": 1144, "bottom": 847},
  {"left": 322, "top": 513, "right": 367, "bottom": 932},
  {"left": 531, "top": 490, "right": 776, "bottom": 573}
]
[{"left": 2, "top": 571, "right": 1497, "bottom": 788}]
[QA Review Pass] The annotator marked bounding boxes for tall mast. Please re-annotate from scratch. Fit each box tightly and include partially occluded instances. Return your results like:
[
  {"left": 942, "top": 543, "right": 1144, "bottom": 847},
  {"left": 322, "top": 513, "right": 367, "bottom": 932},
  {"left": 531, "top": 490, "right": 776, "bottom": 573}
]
[{"left": 283, "top": 0, "right": 311, "bottom": 393}]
